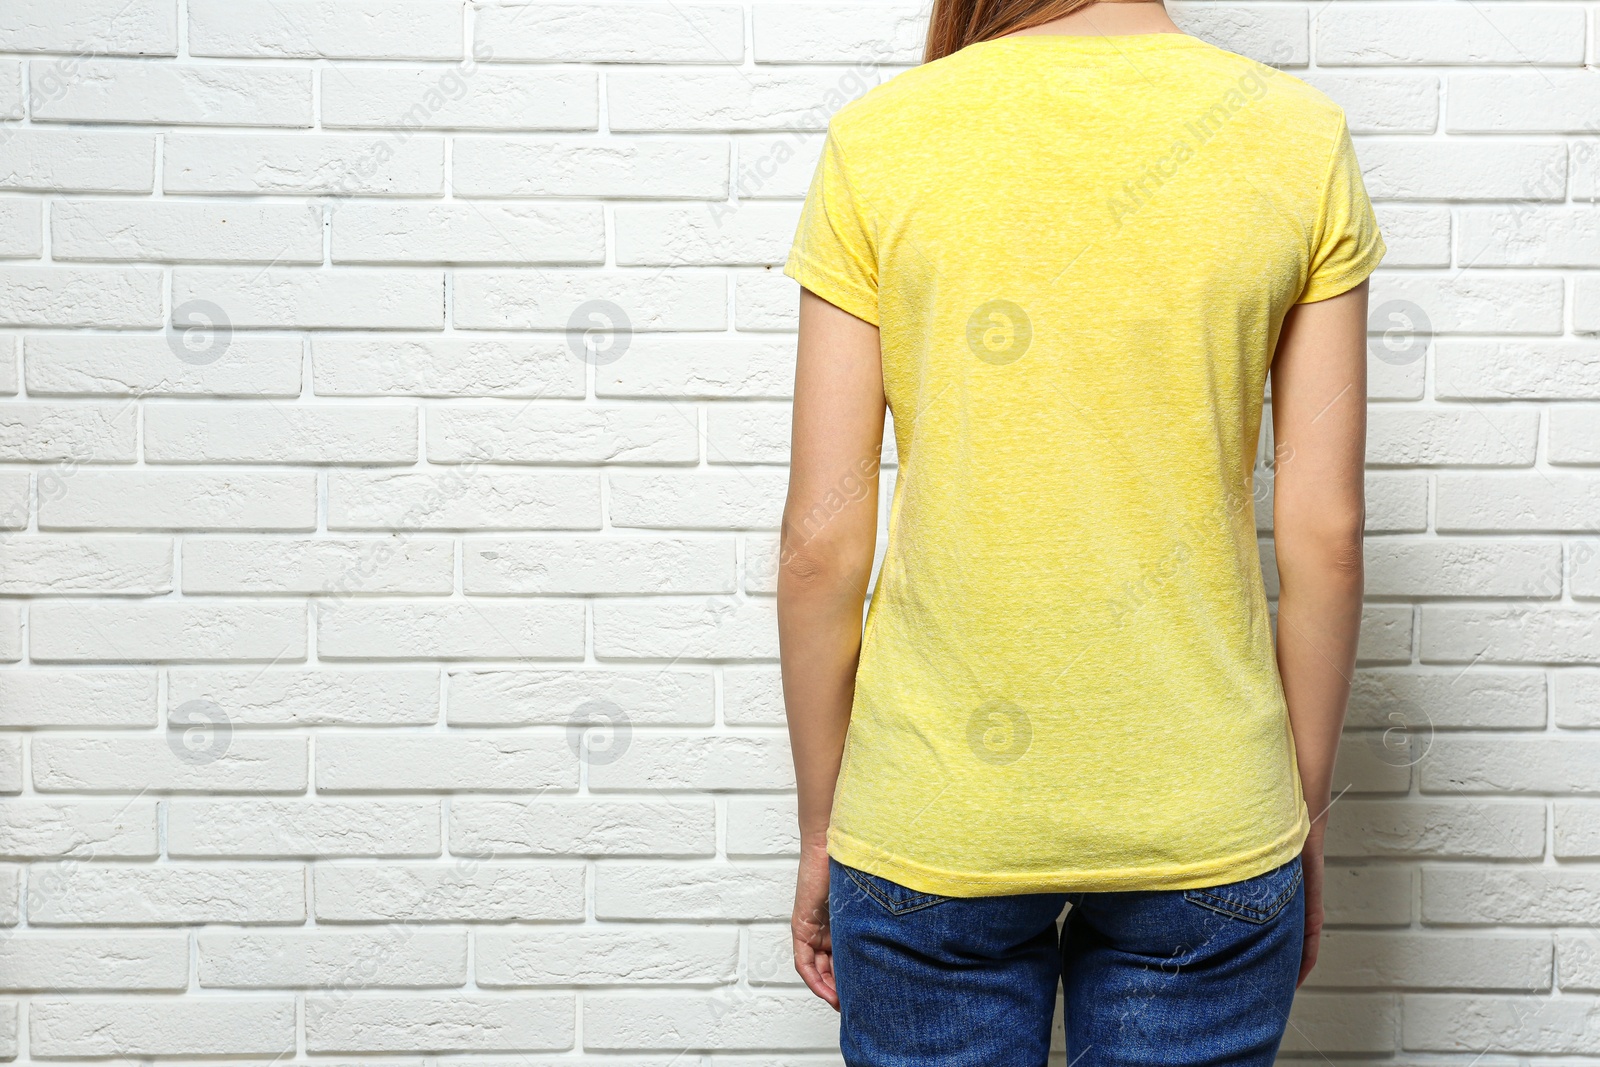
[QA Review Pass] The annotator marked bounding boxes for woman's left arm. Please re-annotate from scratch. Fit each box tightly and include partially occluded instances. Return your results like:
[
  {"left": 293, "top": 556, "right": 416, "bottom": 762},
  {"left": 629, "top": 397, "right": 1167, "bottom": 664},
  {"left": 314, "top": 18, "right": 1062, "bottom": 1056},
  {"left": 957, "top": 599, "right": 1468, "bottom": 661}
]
[{"left": 778, "top": 288, "right": 886, "bottom": 1010}]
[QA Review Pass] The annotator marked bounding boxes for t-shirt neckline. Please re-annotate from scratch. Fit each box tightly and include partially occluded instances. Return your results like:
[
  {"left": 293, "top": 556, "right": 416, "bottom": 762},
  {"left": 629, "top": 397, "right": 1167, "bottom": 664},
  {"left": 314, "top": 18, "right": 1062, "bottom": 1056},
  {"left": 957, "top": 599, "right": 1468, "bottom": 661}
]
[{"left": 978, "top": 31, "right": 1210, "bottom": 49}]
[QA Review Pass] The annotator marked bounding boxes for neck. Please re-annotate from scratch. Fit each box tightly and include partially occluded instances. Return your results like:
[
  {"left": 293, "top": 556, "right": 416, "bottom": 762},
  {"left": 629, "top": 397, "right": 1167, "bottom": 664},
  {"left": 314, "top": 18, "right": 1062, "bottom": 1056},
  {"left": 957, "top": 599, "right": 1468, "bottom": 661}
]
[{"left": 1004, "top": 1, "right": 1184, "bottom": 38}]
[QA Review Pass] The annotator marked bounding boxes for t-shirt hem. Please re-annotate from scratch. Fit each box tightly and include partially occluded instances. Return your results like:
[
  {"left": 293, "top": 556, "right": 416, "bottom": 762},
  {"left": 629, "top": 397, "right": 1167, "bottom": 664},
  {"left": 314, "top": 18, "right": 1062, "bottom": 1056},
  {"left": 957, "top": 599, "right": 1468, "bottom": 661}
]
[
  {"left": 826, "top": 807, "right": 1311, "bottom": 896},
  {"left": 1295, "top": 232, "right": 1388, "bottom": 305},
  {"left": 783, "top": 251, "right": 880, "bottom": 327}
]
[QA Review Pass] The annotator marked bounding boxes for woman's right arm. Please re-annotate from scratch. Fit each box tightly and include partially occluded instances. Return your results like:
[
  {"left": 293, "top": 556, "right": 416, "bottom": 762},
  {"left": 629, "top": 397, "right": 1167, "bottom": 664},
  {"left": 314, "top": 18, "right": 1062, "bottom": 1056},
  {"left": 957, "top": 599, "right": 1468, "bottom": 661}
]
[{"left": 1268, "top": 278, "right": 1369, "bottom": 987}]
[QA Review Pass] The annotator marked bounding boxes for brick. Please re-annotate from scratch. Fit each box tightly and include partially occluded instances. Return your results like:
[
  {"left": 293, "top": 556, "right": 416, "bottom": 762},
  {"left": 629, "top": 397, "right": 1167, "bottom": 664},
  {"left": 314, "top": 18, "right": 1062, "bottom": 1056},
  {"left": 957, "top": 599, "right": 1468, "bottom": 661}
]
[
  {"left": 24, "top": 334, "right": 301, "bottom": 398},
  {"left": 1278, "top": 994, "right": 1398, "bottom": 1053},
  {"left": 333, "top": 203, "right": 603, "bottom": 264},
  {"left": 476, "top": 3, "right": 743, "bottom": 63},
  {"left": 0, "top": 401, "right": 136, "bottom": 461},
  {"left": 0, "top": 536, "right": 171, "bottom": 594},
  {"left": 199, "top": 929, "right": 467, "bottom": 987},
  {"left": 145, "top": 402, "right": 416, "bottom": 464},
  {"left": 29, "top": 600, "right": 308, "bottom": 662},
  {"left": 1436, "top": 340, "right": 1600, "bottom": 400},
  {"left": 1449, "top": 72, "right": 1600, "bottom": 133},
  {"left": 0, "top": 199, "right": 41, "bottom": 257},
  {"left": 1365, "top": 408, "right": 1538, "bottom": 467},
  {"left": 594, "top": 596, "right": 778, "bottom": 660},
  {"left": 610, "top": 471, "right": 789, "bottom": 529},
  {"left": 1556, "top": 672, "right": 1600, "bottom": 728},
  {"left": 170, "top": 667, "right": 438, "bottom": 726},
  {"left": 0, "top": 267, "right": 162, "bottom": 327},
  {"left": 313, "top": 863, "right": 584, "bottom": 923},
  {"left": 27, "top": 863, "right": 305, "bottom": 924},
  {"left": 450, "top": 798, "right": 715, "bottom": 856},
  {"left": 723, "top": 666, "right": 786, "bottom": 726},
  {"left": 1422, "top": 606, "right": 1600, "bottom": 665},
  {"left": 189, "top": 0, "right": 463, "bottom": 60},
  {"left": 1364, "top": 539, "right": 1560, "bottom": 597},
  {"left": 0, "top": 933, "right": 187, "bottom": 990},
  {"left": 1461, "top": 207, "right": 1600, "bottom": 269},
  {"left": 1323, "top": 799, "right": 1544, "bottom": 858},
  {"left": 1323, "top": 864, "right": 1413, "bottom": 926},
  {"left": 1307, "top": 931, "right": 1551, "bottom": 990},
  {"left": 0, "top": 0, "right": 176, "bottom": 54},
  {"left": 446, "top": 668, "right": 714, "bottom": 726},
  {"left": 33, "top": 735, "right": 307, "bottom": 793},
  {"left": 727, "top": 796, "right": 799, "bottom": 857},
  {"left": 0, "top": 800, "right": 158, "bottom": 859},
  {"left": 32, "top": 62, "right": 311, "bottom": 126},
  {"left": 1346, "top": 668, "right": 1546, "bottom": 730},
  {"left": 453, "top": 269, "right": 725, "bottom": 331},
  {"left": 1303, "top": 73, "right": 1438, "bottom": 134},
  {"left": 616, "top": 203, "right": 798, "bottom": 266},
  {"left": 1426, "top": 867, "right": 1600, "bottom": 924},
  {"left": 0, "top": 130, "right": 155, "bottom": 192},
  {"left": 1554, "top": 801, "right": 1600, "bottom": 857},
  {"left": 318, "top": 601, "right": 584, "bottom": 660},
  {"left": 323, "top": 67, "right": 597, "bottom": 130},
  {"left": 0, "top": 669, "right": 158, "bottom": 727},
  {"left": 317, "top": 733, "right": 577, "bottom": 793},
  {"left": 598, "top": 338, "right": 796, "bottom": 399},
  {"left": 1552, "top": 407, "right": 1600, "bottom": 465},
  {"left": 311, "top": 335, "right": 583, "bottom": 398},
  {"left": 596, "top": 861, "right": 793, "bottom": 920},
  {"left": 478, "top": 925, "right": 737, "bottom": 986},
  {"left": 753, "top": 4, "right": 925, "bottom": 63},
  {"left": 1437, "top": 473, "right": 1600, "bottom": 533},
  {"left": 430, "top": 404, "right": 696, "bottom": 464},
  {"left": 30, "top": 997, "right": 293, "bottom": 1056},
  {"left": 39, "top": 470, "right": 316, "bottom": 530},
  {"left": 463, "top": 536, "right": 735, "bottom": 595},
  {"left": 1403, "top": 994, "right": 1600, "bottom": 1054},
  {"left": 169, "top": 799, "right": 440, "bottom": 857},
  {"left": 173, "top": 268, "right": 443, "bottom": 329},
  {"left": 1559, "top": 935, "right": 1600, "bottom": 990},
  {"left": 164, "top": 133, "right": 445, "bottom": 196},
  {"left": 1317, "top": 5, "right": 1582, "bottom": 66},
  {"left": 183, "top": 537, "right": 451, "bottom": 595},
  {"left": 608, "top": 70, "right": 879, "bottom": 132},
  {"left": 453, "top": 137, "right": 727, "bottom": 198},
  {"left": 328, "top": 470, "right": 600, "bottom": 530},
  {"left": 304, "top": 993, "right": 575, "bottom": 1052},
  {"left": 53, "top": 200, "right": 322, "bottom": 263},
  {"left": 590, "top": 733, "right": 793, "bottom": 791},
  {"left": 583, "top": 990, "right": 840, "bottom": 1050}
]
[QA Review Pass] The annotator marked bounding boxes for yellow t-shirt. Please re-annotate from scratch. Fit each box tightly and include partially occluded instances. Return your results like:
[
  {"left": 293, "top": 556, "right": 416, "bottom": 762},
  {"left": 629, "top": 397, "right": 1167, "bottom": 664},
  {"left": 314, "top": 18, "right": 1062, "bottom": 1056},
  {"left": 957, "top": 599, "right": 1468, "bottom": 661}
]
[{"left": 783, "top": 32, "right": 1386, "bottom": 896}]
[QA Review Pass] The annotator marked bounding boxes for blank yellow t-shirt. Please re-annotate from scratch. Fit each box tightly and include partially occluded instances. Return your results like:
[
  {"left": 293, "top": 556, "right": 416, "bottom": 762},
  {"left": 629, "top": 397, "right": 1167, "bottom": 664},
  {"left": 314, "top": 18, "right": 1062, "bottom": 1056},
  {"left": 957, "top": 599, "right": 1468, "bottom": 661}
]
[{"left": 783, "top": 32, "right": 1386, "bottom": 895}]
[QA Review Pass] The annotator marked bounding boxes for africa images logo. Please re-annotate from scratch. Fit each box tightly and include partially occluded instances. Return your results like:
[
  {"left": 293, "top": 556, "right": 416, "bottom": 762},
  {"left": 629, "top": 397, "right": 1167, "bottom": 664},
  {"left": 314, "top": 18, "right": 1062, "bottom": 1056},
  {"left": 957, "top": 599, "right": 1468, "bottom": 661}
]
[{"left": 1107, "top": 66, "right": 1272, "bottom": 228}]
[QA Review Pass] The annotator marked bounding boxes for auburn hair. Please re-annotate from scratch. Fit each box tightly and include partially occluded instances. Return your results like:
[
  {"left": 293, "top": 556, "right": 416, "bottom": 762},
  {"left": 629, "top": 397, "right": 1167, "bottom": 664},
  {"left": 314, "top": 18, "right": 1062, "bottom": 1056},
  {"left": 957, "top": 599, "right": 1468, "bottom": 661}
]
[{"left": 923, "top": 0, "right": 1106, "bottom": 62}]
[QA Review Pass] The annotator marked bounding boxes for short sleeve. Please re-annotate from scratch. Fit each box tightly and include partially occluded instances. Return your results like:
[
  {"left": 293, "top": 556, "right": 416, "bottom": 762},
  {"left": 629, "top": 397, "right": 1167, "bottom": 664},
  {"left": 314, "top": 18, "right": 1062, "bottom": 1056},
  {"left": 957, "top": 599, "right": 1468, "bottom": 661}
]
[
  {"left": 1297, "top": 114, "right": 1387, "bottom": 304},
  {"left": 783, "top": 125, "right": 880, "bottom": 326}
]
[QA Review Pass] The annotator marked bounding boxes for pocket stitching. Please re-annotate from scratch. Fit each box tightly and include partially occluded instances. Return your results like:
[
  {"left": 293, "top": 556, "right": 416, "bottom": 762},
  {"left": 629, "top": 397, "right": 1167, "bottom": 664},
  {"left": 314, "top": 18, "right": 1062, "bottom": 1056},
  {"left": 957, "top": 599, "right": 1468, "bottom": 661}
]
[
  {"left": 1182, "top": 862, "right": 1303, "bottom": 925},
  {"left": 842, "top": 864, "right": 949, "bottom": 916}
]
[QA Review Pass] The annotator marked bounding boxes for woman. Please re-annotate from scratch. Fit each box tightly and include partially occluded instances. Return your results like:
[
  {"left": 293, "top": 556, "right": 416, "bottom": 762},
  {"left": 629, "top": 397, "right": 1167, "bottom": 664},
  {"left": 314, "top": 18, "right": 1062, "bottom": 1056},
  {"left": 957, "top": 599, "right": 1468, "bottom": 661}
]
[{"left": 776, "top": 0, "right": 1382, "bottom": 1063}]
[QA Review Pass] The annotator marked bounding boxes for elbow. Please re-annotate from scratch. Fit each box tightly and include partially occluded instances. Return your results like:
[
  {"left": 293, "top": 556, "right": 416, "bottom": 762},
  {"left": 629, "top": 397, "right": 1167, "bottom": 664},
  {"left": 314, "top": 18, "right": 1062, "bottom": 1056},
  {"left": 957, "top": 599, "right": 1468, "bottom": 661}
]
[{"left": 1274, "top": 508, "right": 1365, "bottom": 580}]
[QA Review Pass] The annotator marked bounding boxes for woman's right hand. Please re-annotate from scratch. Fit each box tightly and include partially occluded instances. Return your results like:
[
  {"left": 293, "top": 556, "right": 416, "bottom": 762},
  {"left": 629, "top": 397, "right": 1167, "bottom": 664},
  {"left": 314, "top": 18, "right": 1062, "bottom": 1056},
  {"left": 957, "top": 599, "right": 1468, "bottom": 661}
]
[{"left": 791, "top": 837, "right": 839, "bottom": 1010}]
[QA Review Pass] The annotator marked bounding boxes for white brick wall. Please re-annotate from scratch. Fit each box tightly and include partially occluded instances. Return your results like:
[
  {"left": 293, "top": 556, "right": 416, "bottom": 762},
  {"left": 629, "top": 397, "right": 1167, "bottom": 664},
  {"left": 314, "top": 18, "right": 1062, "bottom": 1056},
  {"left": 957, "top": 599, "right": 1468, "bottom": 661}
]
[{"left": 0, "top": 1, "right": 1595, "bottom": 1063}]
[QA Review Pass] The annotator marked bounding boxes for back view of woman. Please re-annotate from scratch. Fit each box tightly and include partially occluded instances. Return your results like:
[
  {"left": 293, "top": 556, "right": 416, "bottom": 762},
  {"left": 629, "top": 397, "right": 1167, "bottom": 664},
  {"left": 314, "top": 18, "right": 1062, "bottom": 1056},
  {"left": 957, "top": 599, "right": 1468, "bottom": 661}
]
[{"left": 777, "top": 0, "right": 1383, "bottom": 1063}]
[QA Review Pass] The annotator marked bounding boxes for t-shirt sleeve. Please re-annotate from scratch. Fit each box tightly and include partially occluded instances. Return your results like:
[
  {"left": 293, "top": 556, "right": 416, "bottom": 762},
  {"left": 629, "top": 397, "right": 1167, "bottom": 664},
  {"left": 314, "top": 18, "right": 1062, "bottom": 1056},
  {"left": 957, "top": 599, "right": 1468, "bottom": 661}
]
[
  {"left": 1297, "top": 113, "right": 1387, "bottom": 304},
  {"left": 783, "top": 125, "right": 880, "bottom": 326}
]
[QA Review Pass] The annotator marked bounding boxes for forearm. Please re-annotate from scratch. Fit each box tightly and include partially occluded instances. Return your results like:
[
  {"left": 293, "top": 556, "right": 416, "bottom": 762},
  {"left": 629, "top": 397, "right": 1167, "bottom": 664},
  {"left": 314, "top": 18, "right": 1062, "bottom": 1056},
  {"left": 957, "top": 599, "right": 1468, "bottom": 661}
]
[
  {"left": 778, "top": 561, "right": 869, "bottom": 845},
  {"left": 1275, "top": 541, "right": 1363, "bottom": 833}
]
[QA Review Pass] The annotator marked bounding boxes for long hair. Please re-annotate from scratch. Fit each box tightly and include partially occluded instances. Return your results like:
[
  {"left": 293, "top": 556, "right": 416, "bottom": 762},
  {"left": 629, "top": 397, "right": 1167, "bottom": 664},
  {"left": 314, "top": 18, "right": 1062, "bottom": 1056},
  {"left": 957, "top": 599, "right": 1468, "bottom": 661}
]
[{"left": 924, "top": 0, "right": 1104, "bottom": 63}]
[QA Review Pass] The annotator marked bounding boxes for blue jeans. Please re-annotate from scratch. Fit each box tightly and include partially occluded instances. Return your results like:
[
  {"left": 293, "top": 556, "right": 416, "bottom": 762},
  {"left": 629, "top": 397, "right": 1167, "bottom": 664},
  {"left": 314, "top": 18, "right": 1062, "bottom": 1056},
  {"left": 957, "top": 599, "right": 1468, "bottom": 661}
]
[{"left": 828, "top": 854, "right": 1305, "bottom": 1066}]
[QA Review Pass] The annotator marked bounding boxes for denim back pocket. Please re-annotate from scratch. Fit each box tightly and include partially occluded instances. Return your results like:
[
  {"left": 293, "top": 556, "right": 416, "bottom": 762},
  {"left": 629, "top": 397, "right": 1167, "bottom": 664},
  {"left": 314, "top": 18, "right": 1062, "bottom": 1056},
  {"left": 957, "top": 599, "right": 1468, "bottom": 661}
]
[
  {"left": 840, "top": 862, "right": 951, "bottom": 916},
  {"left": 1182, "top": 855, "right": 1303, "bottom": 924}
]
